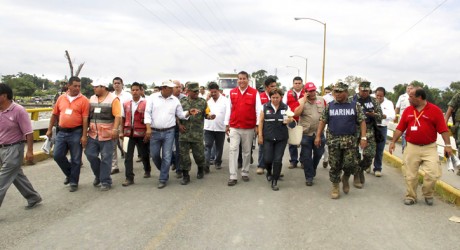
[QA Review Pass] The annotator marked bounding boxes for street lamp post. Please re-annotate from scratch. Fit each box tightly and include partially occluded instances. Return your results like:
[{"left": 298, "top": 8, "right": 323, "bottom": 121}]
[
  {"left": 286, "top": 66, "right": 300, "bottom": 77},
  {"left": 289, "top": 55, "right": 308, "bottom": 82},
  {"left": 294, "top": 17, "right": 326, "bottom": 94}
]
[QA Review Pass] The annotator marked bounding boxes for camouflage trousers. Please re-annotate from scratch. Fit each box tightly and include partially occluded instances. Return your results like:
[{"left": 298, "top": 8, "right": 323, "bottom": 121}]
[
  {"left": 179, "top": 141, "right": 205, "bottom": 171},
  {"left": 358, "top": 127, "right": 376, "bottom": 172},
  {"left": 328, "top": 146, "right": 358, "bottom": 183}
]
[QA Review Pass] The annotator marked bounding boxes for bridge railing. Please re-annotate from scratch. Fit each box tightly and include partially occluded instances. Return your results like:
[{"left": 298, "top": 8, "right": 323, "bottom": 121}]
[{"left": 26, "top": 108, "right": 52, "bottom": 141}]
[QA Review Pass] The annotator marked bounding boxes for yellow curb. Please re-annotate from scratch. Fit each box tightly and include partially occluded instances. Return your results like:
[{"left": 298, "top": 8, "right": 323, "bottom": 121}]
[
  {"left": 24, "top": 151, "right": 53, "bottom": 166},
  {"left": 383, "top": 150, "right": 460, "bottom": 206}
]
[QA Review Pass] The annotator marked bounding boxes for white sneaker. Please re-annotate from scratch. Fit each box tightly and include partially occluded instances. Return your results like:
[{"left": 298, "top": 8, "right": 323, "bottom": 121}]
[{"left": 374, "top": 171, "right": 382, "bottom": 177}]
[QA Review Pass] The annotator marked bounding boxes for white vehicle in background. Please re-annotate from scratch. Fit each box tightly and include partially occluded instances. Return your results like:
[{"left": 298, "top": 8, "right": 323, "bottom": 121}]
[{"left": 217, "top": 72, "right": 255, "bottom": 97}]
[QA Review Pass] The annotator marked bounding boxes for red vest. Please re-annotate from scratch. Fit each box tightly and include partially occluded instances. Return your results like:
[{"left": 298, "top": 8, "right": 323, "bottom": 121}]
[
  {"left": 260, "top": 91, "right": 269, "bottom": 105},
  {"left": 229, "top": 86, "right": 258, "bottom": 129},
  {"left": 123, "top": 100, "right": 147, "bottom": 137},
  {"left": 286, "top": 89, "right": 305, "bottom": 121}
]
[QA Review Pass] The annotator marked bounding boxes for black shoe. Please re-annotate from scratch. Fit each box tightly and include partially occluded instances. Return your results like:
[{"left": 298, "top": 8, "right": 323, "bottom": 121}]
[
  {"left": 425, "top": 197, "right": 434, "bottom": 206},
  {"left": 63, "top": 177, "right": 70, "bottom": 185},
  {"left": 100, "top": 185, "right": 111, "bottom": 191},
  {"left": 175, "top": 172, "right": 183, "bottom": 179},
  {"left": 215, "top": 164, "right": 222, "bottom": 170},
  {"left": 143, "top": 172, "right": 151, "bottom": 178},
  {"left": 228, "top": 179, "right": 237, "bottom": 186},
  {"left": 171, "top": 164, "right": 176, "bottom": 171},
  {"left": 266, "top": 174, "right": 272, "bottom": 182},
  {"left": 271, "top": 180, "right": 279, "bottom": 191},
  {"left": 204, "top": 166, "right": 210, "bottom": 174},
  {"left": 69, "top": 185, "right": 78, "bottom": 192},
  {"left": 111, "top": 169, "right": 120, "bottom": 175},
  {"left": 404, "top": 199, "right": 416, "bottom": 205},
  {"left": 93, "top": 178, "right": 101, "bottom": 187},
  {"left": 306, "top": 180, "right": 313, "bottom": 186},
  {"left": 158, "top": 182, "right": 166, "bottom": 189},
  {"left": 242, "top": 176, "right": 250, "bottom": 182},
  {"left": 122, "top": 179, "right": 134, "bottom": 187},
  {"left": 25, "top": 197, "right": 42, "bottom": 210},
  {"left": 197, "top": 169, "right": 204, "bottom": 179},
  {"left": 181, "top": 175, "right": 191, "bottom": 185}
]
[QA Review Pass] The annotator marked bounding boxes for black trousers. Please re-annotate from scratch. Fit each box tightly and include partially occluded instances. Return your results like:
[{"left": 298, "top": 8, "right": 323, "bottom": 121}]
[
  {"left": 263, "top": 138, "right": 288, "bottom": 181},
  {"left": 124, "top": 136, "right": 151, "bottom": 180}
]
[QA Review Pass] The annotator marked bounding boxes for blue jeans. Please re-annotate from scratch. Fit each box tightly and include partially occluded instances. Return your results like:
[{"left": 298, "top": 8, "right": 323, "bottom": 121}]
[
  {"left": 53, "top": 128, "right": 83, "bottom": 186},
  {"left": 85, "top": 137, "right": 113, "bottom": 186},
  {"left": 258, "top": 143, "right": 264, "bottom": 168},
  {"left": 288, "top": 144, "right": 299, "bottom": 164},
  {"left": 300, "top": 134, "right": 325, "bottom": 181},
  {"left": 373, "top": 126, "right": 387, "bottom": 172},
  {"left": 263, "top": 139, "right": 288, "bottom": 180},
  {"left": 401, "top": 131, "right": 406, "bottom": 153},
  {"left": 150, "top": 129, "right": 175, "bottom": 183}
]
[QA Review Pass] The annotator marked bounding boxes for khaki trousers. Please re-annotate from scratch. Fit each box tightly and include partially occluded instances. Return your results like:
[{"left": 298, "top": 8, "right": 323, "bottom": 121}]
[
  {"left": 228, "top": 128, "right": 254, "bottom": 180},
  {"left": 402, "top": 142, "right": 441, "bottom": 201}
]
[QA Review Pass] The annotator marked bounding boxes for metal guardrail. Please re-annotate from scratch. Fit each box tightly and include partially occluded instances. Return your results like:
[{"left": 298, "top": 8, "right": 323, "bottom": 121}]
[{"left": 26, "top": 108, "right": 52, "bottom": 141}]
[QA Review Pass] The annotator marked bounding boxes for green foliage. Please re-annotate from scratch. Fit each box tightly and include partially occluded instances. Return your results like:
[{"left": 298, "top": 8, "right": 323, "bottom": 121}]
[
  {"left": 3, "top": 76, "right": 36, "bottom": 97},
  {"left": 251, "top": 70, "right": 279, "bottom": 89},
  {"left": 80, "top": 77, "right": 94, "bottom": 97}
]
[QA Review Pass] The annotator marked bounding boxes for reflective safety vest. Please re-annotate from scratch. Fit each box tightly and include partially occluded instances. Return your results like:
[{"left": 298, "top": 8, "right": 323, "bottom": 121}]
[
  {"left": 123, "top": 99, "right": 147, "bottom": 137},
  {"left": 88, "top": 93, "right": 117, "bottom": 141}
]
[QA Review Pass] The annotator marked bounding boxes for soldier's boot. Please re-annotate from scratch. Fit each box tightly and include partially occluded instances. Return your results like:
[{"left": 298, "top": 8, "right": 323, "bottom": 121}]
[
  {"left": 359, "top": 170, "right": 365, "bottom": 185},
  {"left": 331, "top": 183, "right": 340, "bottom": 199},
  {"left": 342, "top": 174, "right": 350, "bottom": 194},
  {"left": 353, "top": 174, "right": 363, "bottom": 189},
  {"left": 197, "top": 167, "right": 204, "bottom": 179},
  {"left": 180, "top": 171, "right": 190, "bottom": 185},
  {"left": 271, "top": 180, "right": 279, "bottom": 191}
]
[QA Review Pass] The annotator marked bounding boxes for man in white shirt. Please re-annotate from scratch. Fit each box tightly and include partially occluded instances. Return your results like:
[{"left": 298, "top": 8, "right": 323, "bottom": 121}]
[
  {"left": 373, "top": 87, "right": 395, "bottom": 177},
  {"left": 395, "top": 84, "right": 413, "bottom": 153},
  {"left": 144, "top": 81, "right": 198, "bottom": 189},
  {"left": 321, "top": 86, "right": 334, "bottom": 168},
  {"left": 111, "top": 77, "right": 133, "bottom": 175},
  {"left": 204, "top": 82, "right": 228, "bottom": 171}
]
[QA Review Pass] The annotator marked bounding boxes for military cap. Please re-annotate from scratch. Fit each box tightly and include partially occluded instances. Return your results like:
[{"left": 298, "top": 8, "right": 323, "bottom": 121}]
[
  {"left": 359, "top": 81, "right": 371, "bottom": 90},
  {"left": 334, "top": 82, "right": 348, "bottom": 91},
  {"left": 187, "top": 82, "right": 200, "bottom": 92}
]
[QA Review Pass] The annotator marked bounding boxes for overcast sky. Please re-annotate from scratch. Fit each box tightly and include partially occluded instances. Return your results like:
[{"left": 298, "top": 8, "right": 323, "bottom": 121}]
[{"left": 1, "top": 0, "right": 459, "bottom": 91}]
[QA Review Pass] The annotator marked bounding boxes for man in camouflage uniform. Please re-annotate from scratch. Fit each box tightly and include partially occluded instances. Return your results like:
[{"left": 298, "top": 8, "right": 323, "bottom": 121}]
[
  {"left": 315, "top": 82, "right": 367, "bottom": 199},
  {"left": 444, "top": 92, "right": 460, "bottom": 175},
  {"left": 350, "top": 81, "right": 382, "bottom": 188},
  {"left": 178, "top": 82, "right": 213, "bottom": 185}
]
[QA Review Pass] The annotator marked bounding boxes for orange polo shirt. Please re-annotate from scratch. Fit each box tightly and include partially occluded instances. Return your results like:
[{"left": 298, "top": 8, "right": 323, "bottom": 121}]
[{"left": 53, "top": 93, "right": 90, "bottom": 128}]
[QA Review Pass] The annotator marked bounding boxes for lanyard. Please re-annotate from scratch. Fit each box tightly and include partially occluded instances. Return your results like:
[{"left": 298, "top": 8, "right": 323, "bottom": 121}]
[{"left": 413, "top": 110, "right": 423, "bottom": 127}]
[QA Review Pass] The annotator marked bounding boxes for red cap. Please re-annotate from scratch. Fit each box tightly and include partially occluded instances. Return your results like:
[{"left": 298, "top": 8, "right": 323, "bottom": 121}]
[{"left": 305, "top": 82, "right": 317, "bottom": 92}]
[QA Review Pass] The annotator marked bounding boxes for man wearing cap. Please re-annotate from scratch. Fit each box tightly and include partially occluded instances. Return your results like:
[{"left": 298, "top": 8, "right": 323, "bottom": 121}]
[
  {"left": 46, "top": 76, "right": 90, "bottom": 192},
  {"left": 145, "top": 81, "right": 199, "bottom": 189},
  {"left": 321, "top": 86, "right": 335, "bottom": 169},
  {"left": 350, "top": 81, "right": 382, "bottom": 188},
  {"left": 315, "top": 82, "right": 367, "bottom": 199},
  {"left": 178, "top": 82, "right": 213, "bottom": 184},
  {"left": 256, "top": 77, "right": 278, "bottom": 175},
  {"left": 85, "top": 81, "right": 122, "bottom": 191},
  {"left": 282, "top": 76, "right": 305, "bottom": 169},
  {"left": 225, "top": 71, "right": 262, "bottom": 186},
  {"left": 110, "top": 77, "right": 132, "bottom": 175},
  {"left": 0, "top": 83, "right": 42, "bottom": 209},
  {"left": 294, "top": 82, "right": 327, "bottom": 186}
]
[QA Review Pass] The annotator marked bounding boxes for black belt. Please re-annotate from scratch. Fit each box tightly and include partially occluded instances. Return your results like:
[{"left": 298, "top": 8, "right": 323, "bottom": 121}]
[
  {"left": 0, "top": 140, "right": 25, "bottom": 148},
  {"left": 152, "top": 126, "right": 175, "bottom": 132},
  {"left": 58, "top": 126, "right": 83, "bottom": 133},
  {"left": 411, "top": 142, "right": 435, "bottom": 146}
]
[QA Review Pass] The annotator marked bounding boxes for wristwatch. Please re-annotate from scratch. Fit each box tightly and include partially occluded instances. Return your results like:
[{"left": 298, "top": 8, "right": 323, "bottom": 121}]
[{"left": 360, "top": 137, "right": 367, "bottom": 140}]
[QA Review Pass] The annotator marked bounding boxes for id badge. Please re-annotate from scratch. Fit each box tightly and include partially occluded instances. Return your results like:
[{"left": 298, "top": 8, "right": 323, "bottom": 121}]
[
  {"left": 410, "top": 126, "right": 418, "bottom": 131},
  {"left": 94, "top": 107, "right": 102, "bottom": 114},
  {"left": 65, "top": 108, "right": 73, "bottom": 115}
]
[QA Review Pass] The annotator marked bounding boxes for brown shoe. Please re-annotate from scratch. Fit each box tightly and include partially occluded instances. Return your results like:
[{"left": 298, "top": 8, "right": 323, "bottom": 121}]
[
  {"left": 122, "top": 179, "right": 134, "bottom": 187},
  {"left": 342, "top": 175, "right": 350, "bottom": 194},
  {"left": 228, "top": 179, "right": 237, "bottom": 186},
  {"left": 143, "top": 172, "right": 151, "bottom": 178},
  {"left": 353, "top": 174, "right": 362, "bottom": 189},
  {"left": 111, "top": 169, "right": 120, "bottom": 175},
  {"left": 288, "top": 163, "right": 297, "bottom": 169},
  {"left": 242, "top": 176, "right": 250, "bottom": 182}
]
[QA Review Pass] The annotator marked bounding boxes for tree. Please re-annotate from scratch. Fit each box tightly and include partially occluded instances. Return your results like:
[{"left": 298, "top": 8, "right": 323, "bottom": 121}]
[
  {"left": 65, "top": 50, "right": 85, "bottom": 77},
  {"left": 4, "top": 77, "right": 36, "bottom": 97},
  {"left": 251, "top": 69, "right": 268, "bottom": 89},
  {"left": 80, "top": 77, "right": 94, "bottom": 97}
]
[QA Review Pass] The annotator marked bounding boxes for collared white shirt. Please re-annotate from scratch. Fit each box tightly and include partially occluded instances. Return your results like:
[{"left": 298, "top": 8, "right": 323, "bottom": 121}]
[
  {"left": 145, "top": 92, "right": 187, "bottom": 129},
  {"left": 224, "top": 87, "right": 262, "bottom": 126},
  {"left": 323, "top": 93, "right": 334, "bottom": 104},
  {"left": 204, "top": 95, "right": 228, "bottom": 132},
  {"left": 113, "top": 90, "right": 133, "bottom": 117},
  {"left": 395, "top": 93, "right": 410, "bottom": 114},
  {"left": 379, "top": 97, "right": 396, "bottom": 127}
]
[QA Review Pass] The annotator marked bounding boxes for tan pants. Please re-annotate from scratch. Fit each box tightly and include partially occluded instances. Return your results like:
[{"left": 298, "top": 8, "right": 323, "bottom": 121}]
[
  {"left": 402, "top": 142, "right": 441, "bottom": 201},
  {"left": 228, "top": 128, "right": 254, "bottom": 180}
]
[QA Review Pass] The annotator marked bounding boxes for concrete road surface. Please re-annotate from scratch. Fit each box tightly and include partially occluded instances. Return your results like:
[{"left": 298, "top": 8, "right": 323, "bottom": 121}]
[{"left": 1, "top": 143, "right": 459, "bottom": 249}]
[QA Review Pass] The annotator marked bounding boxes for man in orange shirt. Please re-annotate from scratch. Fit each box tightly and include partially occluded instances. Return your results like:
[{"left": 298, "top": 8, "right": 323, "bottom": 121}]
[{"left": 47, "top": 77, "right": 90, "bottom": 192}]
